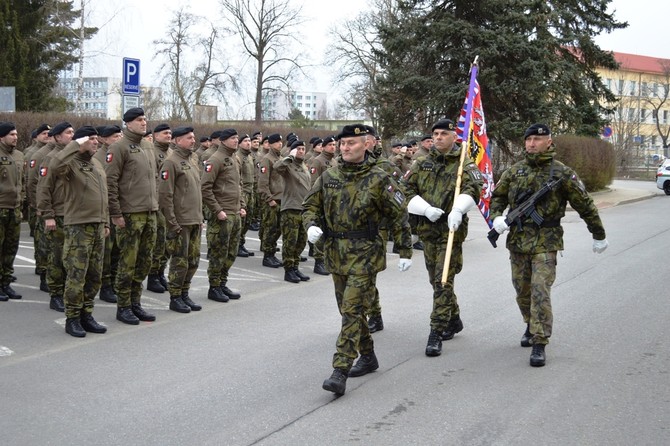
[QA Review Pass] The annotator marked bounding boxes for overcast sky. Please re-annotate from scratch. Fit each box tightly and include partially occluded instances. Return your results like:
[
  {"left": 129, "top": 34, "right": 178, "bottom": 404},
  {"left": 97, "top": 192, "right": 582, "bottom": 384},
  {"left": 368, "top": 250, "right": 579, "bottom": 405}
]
[{"left": 79, "top": 0, "right": 669, "bottom": 117}]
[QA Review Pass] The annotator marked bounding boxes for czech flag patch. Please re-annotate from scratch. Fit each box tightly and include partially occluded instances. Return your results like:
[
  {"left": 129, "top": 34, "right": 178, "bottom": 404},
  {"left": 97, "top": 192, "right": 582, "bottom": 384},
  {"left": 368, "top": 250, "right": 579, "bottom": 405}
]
[
  {"left": 106, "top": 153, "right": 113, "bottom": 163},
  {"left": 39, "top": 166, "right": 48, "bottom": 177},
  {"left": 30, "top": 159, "right": 36, "bottom": 168},
  {"left": 260, "top": 166, "right": 267, "bottom": 174},
  {"left": 205, "top": 163, "right": 213, "bottom": 173},
  {"left": 160, "top": 170, "right": 169, "bottom": 180}
]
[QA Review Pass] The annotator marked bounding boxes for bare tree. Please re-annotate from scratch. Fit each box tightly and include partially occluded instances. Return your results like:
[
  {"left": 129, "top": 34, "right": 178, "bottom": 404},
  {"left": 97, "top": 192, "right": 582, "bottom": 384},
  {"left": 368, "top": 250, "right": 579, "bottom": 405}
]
[
  {"left": 219, "top": 0, "right": 305, "bottom": 124},
  {"left": 641, "top": 61, "right": 670, "bottom": 158}
]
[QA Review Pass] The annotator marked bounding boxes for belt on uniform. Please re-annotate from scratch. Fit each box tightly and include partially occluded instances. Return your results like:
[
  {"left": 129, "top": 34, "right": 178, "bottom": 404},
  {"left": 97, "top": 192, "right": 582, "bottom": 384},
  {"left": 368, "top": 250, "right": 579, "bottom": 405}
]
[
  {"left": 523, "top": 219, "right": 561, "bottom": 228},
  {"left": 324, "top": 228, "right": 378, "bottom": 240}
]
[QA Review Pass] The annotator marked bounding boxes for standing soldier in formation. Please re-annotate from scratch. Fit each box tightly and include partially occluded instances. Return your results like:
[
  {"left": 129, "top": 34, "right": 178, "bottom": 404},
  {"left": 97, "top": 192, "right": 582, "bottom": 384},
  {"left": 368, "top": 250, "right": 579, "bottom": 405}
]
[
  {"left": 0, "top": 122, "right": 24, "bottom": 301},
  {"left": 200, "top": 130, "right": 221, "bottom": 164},
  {"left": 236, "top": 133, "right": 256, "bottom": 257},
  {"left": 93, "top": 125, "right": 122, "bottom": 303},
  {"left": 201, "top": 129, "right": 245, "bottom": 303},
  {"left": 53, "top": 126, "right": 109, "bottom": 337},
  {"left": 403, "top": 118, "right": 483, "bottom": 357},
  {"left": 37, "top": 122, "right": 75, "bottom": 311},
  {"left": 413, "top": 135, "right": 432, "bottom": 160},
  {"left": 147, "top": 123, "right": 173, "bottom": 293},
  {"left": 274, "top": 140, "right": 311, "bottom": 284},
  {"left": 489, "top": 123, "right": 608, "bottom": 367},
  {"left": 195, "top": 135, "right": 211, "bottom": 160},
  {"left": 303, "top": 124, "right": 412, "bottom": 396},
  {"left": 248, "top": 132, "right": 262, "bottom": 231},
  {"left": 158, "top": 126, "right": 203, "bottom": 314},
  {"left": 105, "top": 107, "right": 158, "bottom": 325},
  {"left": 258, "top": 133, "right": 284, "bottom": 268}
]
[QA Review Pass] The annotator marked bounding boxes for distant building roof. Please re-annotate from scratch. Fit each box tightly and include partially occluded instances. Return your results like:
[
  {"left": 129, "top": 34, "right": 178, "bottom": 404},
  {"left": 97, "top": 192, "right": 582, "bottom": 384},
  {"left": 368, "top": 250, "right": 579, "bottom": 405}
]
[{"left": 612, "top": 51, "right": 670, "bottom": 75}]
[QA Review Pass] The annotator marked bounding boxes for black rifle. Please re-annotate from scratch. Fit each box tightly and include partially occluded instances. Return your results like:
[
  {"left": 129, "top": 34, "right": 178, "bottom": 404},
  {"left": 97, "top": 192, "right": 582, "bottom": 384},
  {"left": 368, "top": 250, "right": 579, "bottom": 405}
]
[{"left": 487, "top": 177, "right": 563, "bottom": 247}]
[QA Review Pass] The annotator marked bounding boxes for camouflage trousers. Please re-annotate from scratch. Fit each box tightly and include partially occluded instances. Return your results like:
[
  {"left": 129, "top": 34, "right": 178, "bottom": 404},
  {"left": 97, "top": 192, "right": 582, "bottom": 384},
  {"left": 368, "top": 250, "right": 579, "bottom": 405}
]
[
  {"left": 150, "top": 211, "right": 169, "bottom": 275},
  {"left": 33, "top": 209, "right": 48, "bottom": 274},
  {"left": 0, "top": 208, "right": 21, "bottom": 285},
  {"left": 206, "top": 214, "right": 240, "bottom": 287},
  {"left": 166, "top": 224, "right": 201, "bottom": 297},
  {"left": 368, "top": 286, "right": 382, "bottom": 318},
  {"left": 331, "top": 273, "right": 375, "bottom": 371},
  {"left": 62, "top": 223, "right": 104, "bottom": 319},
  {"left": 510, "top": 251, "right": 556, "bottom": 345},
  {"left": 312, "top": 238, "right": 325, "bottom": 263},
  {"left": 422, "top": 239, "right": 463, "bottom": 331},
  {"left": 260, "top": 201, "right": 281, "bottom": 255},
  {"left": 114, "top": 212, "right": 157, "bottom": 307},
  {"left": 28, "top": 203, "right": 36, "bottom": 237},
  {"left": 239, "top": 190, "right": 255, "bottom": 247},
  {"left": 101, "top": 222, "right": 120, "bottom": 289},
  {"left": 280, "top": 209, "right": 307, "bottom": 270},
  {"left": 45, "top": 216, "right": 66, "bottom": 297},
  {"left": 251, "top": 190, "right": 262, "bottom": 223}
]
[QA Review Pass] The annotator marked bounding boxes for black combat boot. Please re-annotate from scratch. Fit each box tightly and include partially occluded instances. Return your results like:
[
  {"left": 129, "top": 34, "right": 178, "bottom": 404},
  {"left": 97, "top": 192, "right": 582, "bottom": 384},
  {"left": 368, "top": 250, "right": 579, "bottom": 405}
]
[
  {"left": 284, "top": 269, "right": 300, "bottom": 283},
  {"left": 368, "top": 315, "right": 384, "bottom": 333},
  {"left": 49, "top": 295, "right": 65, "bottom": 312},
  {"left": 239, "top": 245, "right": 254, "bottom": 256},
  {"left": 221, "top": 285, "right": 241, "bottom": 300},
  {"left": 313, "top": 261, "right": 329, "bottom": 276},
  {"left": 207, "top": 286, "right": 229, "bottom": 303},
  {"left": 131, "top": 303, "right": 156, "bottom": 321},
  {"left": 0, "top": 288, "right": 7, "bottom": 301},
  {"left": 441, "top": 315, "right": 464, "bottom": 341},
  {"left": 169, "top": 296, "right": 191, "bottom": 313},
  {"left": 116, "top": 306, "right": 140, "bottom": 325},
  {"left": 425, "top": 330, "right": 442, "bottom": 357},
  {"left": 158, "top": 272, "right": 168, "bottom": 290},
  {"left": 308, "top": 242, "right": 314, "bottom": 257},
  {"left": 99, "top": 286, "right": 118, "bottom": 303},
  {"left": 181, "top": 292, "right": 202, "bottom": 311},
  {"left": 237, "top": 245, "right": 249, "bottom": 257},
  {"left": 249, "top": 220, "right": 260, "bottom": 231},
  {"left": 299, "top": 255, "right": 307, "bottom": 262},
  {"left": 146, "top": 274, "right": 165, "bottom": 293},
  {"left": 412, "top": 241, "right": 424, "bottom": 250},
  {"left": 520, "top": 324, "right": 532, "bottom": 347},
  {"left": 294, "top": 268, "right": 310, "bottom": 281},
  {"left": 262, "top": 254, "right": 282, "bottom": 268},
  {"left": 322, "top": 368, "right": 347, "bottom": 395},
  {"left": 348, "top": 352, "right": 379, "bottom": 377},
  {"left": 530, "top": 344, "right": 546, "bottom": 367},
  {"left": 80, "top": 313, "right": 107, "bottom": 334},
  {"left": 3, "top": 284, "right": 22, "bottom": 299},
  {"left": 65, "top": 318, "right": 86, "bottom": 337},
  {"left": 39, "top": 272, "right": 49, "bottom": 293}
]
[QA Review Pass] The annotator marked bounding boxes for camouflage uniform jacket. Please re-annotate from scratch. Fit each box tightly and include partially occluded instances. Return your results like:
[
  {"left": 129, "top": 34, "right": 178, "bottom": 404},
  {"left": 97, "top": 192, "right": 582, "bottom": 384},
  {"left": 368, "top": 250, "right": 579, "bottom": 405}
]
[
  {"left": 257, "top": 149, "right": 284, "bottom": 202},
  {"left": 490, "top": 147, "right": 606, "bottom": 254},
  {"left": 302, "top": 154, "right": 412, "bottom": 275},
  {"left": 0, "top": 142, "right": 24, "bottom": 209},
  {"left": 236, "top": 148, "right": 255, "bottom": 195},
  {"left": 402, "top": 146, "right": 483, "bottom": 244},
  {"left": 37, "top": 143, "right": 67, "bottom": 218},
  {"left": 274, "top": 156, "right": 310, "bottom": 212},
  {"left": 105, "top": 128, "right": 159, "bottom": 217},
  {"left": 308, "top": 151, "right": 334, "bottom": 186},
  {"left": 201, "top": 145, "right": 245, "bottom": 215},
  {"left": 159, "top": 146, "right": 203, "bottom": 232},
  {"left": 52, "top": 143, "right": 109, "bottom": 226}
]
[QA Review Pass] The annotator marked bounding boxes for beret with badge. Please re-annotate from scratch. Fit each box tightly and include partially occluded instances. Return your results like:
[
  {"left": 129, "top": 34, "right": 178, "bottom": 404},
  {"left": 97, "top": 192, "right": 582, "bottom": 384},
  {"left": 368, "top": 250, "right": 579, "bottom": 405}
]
[
  {"left": 123, "top": 107, "right": 145, "bottom": 123},
  {"left": 154, "top": 123, "right": 170, "bottom": 134},
  {"left": 431, "top": 118, "right": 455, "bottom": 132},
  {"left": 48, "top": 121, "right": 73, "bottom": 137},
  {"left": 524, "top": 123, "right": 551, "bottom": 140},
  {"left": 337, "top": 124, "right": 370, "bottom": 140},
  {"left": 100, "top": 125, "right": 121, "bottom": 138},
  {"left": 219, "top": 128, "right": 238, "bottom": 141},
  {"left": 73, "top": 126, "right": 98, "bottom": 140},
  {"left": 172, "top": 126, "right": 194, "bottom": 138},
  {"left": 290, "top": 140, "right": 305, "bottom": 150},
  {"left": 268, "top": 133, "right": 282, "bottom": 144}
]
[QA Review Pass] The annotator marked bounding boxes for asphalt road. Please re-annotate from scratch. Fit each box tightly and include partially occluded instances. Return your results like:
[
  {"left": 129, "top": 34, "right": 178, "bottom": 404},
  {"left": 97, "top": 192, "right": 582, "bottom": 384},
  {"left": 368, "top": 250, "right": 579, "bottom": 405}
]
[{"left": 1, "top": 180, "right": 668, "bottom": 445}]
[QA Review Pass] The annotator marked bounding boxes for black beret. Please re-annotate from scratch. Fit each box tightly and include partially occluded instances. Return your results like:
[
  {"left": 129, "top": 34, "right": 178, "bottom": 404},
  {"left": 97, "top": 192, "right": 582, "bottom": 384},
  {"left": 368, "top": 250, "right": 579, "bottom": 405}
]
[
  {"left": 290, "top": 140, "right": 305, "bottom": 150},
  {"left": 431, "top": 119, "right": 455, "bottom": 132},
  {"left": 210, "top": 130, "right": 222, "bottom": 140},
  {"left": 420, "top": 134, "right": 432, "bottom": 141},
  {"left": 251, "top": 131, "right": 262, "bottom": 140},
  {"left": 392, "top": 142, "right": 402, "bottom": 148},
  {"left": 364, "top": 125, "right": 377, "bottom": 137},
  {"left": 100, "top": 125, "right": 121, "bottom": 138},
  {"left": 409, "top": 139, "right": 417, "bottom": 145},
  {"left": 524, "top": 123, "right": 551, "bottom": 140},
  {"left": 0, "top": 122, "right": 16, "bottom": 138},
  {"left": 154, "top": 123, "right": 170, "bottom": 133},
  {"left": 337, "top": 124, "right": 370, "bottom": 139},
  {"left": 219, "top": 128, "right": 238, "bottom": 141},
  {"left": 172, "top": 126, "right": 194, "bottom": 138},
  {"left": 123, "top": 107, "right": 145, "bottom": 123},
  {"left": 48, "top": 121, "right": 73, "bottom": 137},
  {"left": 95, "top": 125, "right": 107, "bottom": 136},
  {"left": 199, "top": 136, "right": 210, "bottom": 143},
  {"left": 322, "top": 136, "right": 336, "bottom": 145},
  {"left": 239, "top": 133, "right": 250, "bottom": 141},
  {"left": 31, "top": 129, "right": 39, "bottom": 139},
  {"left": 312, "top": 138, "right": 323, "bottom": 147},
  {"left": 261, "top": 136, "right": 269, "bottom": 143},
  {"left": 268, "top": 133, "right": 282, "bottom": 144},
  {"left": 285, "top": 132, "right": 297, "bottom": 141},
  {"left": 73, "top": 126, "right": 98, "bottom": 140},
  {"left": 144, "top": 130, "right": 153, "bottom": 137},
  {"left": 309, "top": 136, "right": 319, "bottom": 144},
  {"left": 35, "top": 123, "right": 51, "bottom": 135}
]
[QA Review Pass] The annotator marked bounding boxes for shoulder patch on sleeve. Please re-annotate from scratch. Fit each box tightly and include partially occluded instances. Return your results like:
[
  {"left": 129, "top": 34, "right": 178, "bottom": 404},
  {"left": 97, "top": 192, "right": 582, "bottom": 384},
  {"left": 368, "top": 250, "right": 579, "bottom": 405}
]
[
  {"left": 205, "top": 163, "right": 213, "bottom": 173},
  {"left": 105, "top": 153, "right": 113, "bottom": 163},
  {"left": 160, "top": 170, "right": 169, "bottom": 180}
]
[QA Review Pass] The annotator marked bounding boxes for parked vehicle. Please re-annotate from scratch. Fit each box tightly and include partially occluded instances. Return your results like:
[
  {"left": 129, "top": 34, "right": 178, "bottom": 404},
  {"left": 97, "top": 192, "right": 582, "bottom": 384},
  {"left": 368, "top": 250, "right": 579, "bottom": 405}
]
[{"left": 657, "top": 159, "right": 670, "bottom": 195}]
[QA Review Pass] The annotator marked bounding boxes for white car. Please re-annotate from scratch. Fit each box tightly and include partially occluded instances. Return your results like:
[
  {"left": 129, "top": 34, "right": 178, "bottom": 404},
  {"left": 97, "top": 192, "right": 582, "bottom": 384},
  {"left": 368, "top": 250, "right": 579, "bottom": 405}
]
[{"left": 657, "top": 159, "right": 670, "bottom": 195}]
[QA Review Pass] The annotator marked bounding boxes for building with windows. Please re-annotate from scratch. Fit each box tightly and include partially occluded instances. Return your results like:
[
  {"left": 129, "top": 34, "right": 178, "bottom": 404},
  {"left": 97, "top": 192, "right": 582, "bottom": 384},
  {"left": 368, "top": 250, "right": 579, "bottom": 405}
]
[
  {"left": 261, "top": 90, "right": 328, "bottom": 120},
  {"left": 57, "top": 76, "right": 123, "bottom": 119}
]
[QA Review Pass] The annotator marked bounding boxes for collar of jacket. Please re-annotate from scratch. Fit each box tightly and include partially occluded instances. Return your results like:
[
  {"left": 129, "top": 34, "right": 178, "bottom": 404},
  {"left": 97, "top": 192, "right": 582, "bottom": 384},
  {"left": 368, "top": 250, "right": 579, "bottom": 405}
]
[
  {"left": 154, "top": 141, "right": 170, "bottom": 152},
  {"left": 174, "top": 146, "right": 193, "bottom": 159},
  {"left": 524, "top": 146, "right": 556, "bottom": 167},
  {"left": 0, "top": 141, "right": 14, "bottom": 154},
  {"left": 122, "top": 128, "right": 143, "bottom": 144}
]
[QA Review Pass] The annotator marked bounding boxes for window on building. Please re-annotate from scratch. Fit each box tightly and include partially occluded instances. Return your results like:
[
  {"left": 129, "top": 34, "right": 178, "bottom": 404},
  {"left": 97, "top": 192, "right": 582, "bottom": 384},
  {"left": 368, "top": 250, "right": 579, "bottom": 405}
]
[
  {"left": 664, "top": 110, "right": 669, "bottom": 124},
  {"left": 306, "top": 96, "right": 311, "bottom": 100},
  {"left": 297, "top": 103, "right": 302, "bottom": 107},
  {"left": 629, "top": 80, "right": 637, "bottom": 96},
  {"left": 627, "top": 108, "right": 636, "bottom": 122},
  {"left": 618, "top": 79, "right": 624, "bottom": 95},
  {"left": 652, "top": 135, "right": 658, "bottom": 147},
  {"left": 641, "top": 109, "right": 648, "bottom": 123},
  {"left": 641, "top": 82, "right": 648, "bottom": 96},
  {"left": 305, "top": 111, "right": 311, "bottom": 116},
  {"left": 297, "top": 95, "right": 302, "bottom": 100}
]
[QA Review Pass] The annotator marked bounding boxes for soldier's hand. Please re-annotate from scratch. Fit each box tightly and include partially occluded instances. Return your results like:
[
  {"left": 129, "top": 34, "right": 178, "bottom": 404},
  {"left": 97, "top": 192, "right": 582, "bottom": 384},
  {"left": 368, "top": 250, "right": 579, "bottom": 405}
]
[
  {"left": 424, "top": 206, "right": 444, "bottom": 222},
  {"left": 307, "top": 226, "right": 323, "bottom": 243},
  {"left": 593, "top": 238, "right": 608, "bottom": 254},
  {"left": 447, "top": 210, "right": 463, "bottom": 231},
  {"left": 217, "top": 210, "right": 227, "bottom": 220},
  {"left": 398, "top": 258, "right": 412, "bottom": 272},
  {"left": 45, "top": 218, "right": 57, "bottom": 231},
  {"left": 104, "top": 227, "right": 110, "bottom": 238},
  {"left": 493, "top": 216, "right": 509, "bottom": 234},
  {"left": 289, "top": 148, "right": 298, "bottom": 158},
  {"left": 112, "top": 216, "right": 125, "bottom": 228}
]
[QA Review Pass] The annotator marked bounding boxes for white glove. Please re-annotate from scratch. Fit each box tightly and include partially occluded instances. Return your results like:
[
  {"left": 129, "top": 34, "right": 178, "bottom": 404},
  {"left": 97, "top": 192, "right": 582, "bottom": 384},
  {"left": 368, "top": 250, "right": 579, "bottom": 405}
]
[
  {"left": 289, "top": 148, "right": 298, "bottom": 158},
  {"left": 493, "top": 216, "right": 509, "bottom": 235},
  {"left": 411, "top": 234, "right": 419, "bottom": 245},
  {"left": 593, "top": 238, "right": 608, "bottom": 254},
  {"left": 307, "top": 226, "right": 323, "bottom": 243},
  {"left": 398, "top": 258, "right": 412, "bottom": 272},
  {"left": 407, "top": 195, "right": 444, "bottom": 223},
  {"left": 425, "top": 207, "right": 445, "bottom": 222},
  {"left": 75, "top": 136, "right": 90, "bottom": 145},
  {"left": 447, "top": 194, "right": 477, "bottom": 231}
]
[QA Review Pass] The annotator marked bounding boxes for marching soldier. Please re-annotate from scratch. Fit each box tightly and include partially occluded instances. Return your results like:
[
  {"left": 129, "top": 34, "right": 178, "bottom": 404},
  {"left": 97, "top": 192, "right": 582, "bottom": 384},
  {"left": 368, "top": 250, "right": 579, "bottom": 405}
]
[{"left": 257, "top": 133, "right": 284, "bottom": 268}]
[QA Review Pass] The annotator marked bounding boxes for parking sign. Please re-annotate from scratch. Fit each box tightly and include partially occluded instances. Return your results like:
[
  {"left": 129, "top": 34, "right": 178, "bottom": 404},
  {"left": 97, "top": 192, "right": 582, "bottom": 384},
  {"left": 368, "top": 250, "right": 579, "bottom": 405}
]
[{"left": 122, "top": 58, "right": 140, "bottom": 95}]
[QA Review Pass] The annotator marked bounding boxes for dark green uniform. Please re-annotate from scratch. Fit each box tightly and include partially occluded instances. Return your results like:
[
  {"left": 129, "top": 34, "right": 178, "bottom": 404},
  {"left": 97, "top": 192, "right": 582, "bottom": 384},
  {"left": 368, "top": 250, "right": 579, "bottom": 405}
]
[
  {"left": 307, "top": 151, "right": 335, "bottom": 266},
  {"left": 94, "top": 142, "right": 120, "bottom": 293},
  {"left": 236, "top": 147, "right": 256, "bottom": 249},
  {"left": 402, "top": 146, "right": 483, "bottom": 333},
  {"left": 258, "top": 149, "right": 284, "bottom": 257},
  {"left": 150, "top": 141, "right": 173, "bottom": 278},
  {"left": 303, "top": 154, "right": 411, "bottom": 372},
  {"left": 489, "top": 147, "right": 606, "bottom": 345},
  {"left": 0, "top": 141, "right": 24, "bottom": 288},
  {"left": 27, "top": 142, "right": 57, "bottom": 277}
]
